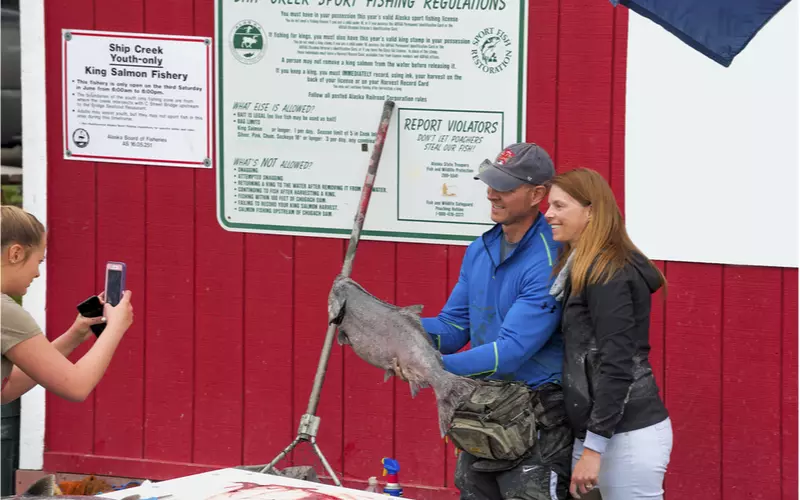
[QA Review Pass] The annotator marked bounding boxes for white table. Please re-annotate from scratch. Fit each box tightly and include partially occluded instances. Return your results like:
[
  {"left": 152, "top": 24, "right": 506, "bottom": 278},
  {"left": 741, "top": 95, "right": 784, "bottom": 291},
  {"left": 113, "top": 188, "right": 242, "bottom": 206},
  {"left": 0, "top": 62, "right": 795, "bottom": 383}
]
[{"left": 98, "top": 468, "right": 405, "bottom": 500}]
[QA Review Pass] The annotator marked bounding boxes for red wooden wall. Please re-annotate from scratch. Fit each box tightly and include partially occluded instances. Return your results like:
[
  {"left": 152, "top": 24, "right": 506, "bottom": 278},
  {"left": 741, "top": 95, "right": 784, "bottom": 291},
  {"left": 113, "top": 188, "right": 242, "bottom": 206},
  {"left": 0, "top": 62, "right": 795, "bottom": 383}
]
[{"left": 42, "top": 0, "right": 797, "bottom": 498}]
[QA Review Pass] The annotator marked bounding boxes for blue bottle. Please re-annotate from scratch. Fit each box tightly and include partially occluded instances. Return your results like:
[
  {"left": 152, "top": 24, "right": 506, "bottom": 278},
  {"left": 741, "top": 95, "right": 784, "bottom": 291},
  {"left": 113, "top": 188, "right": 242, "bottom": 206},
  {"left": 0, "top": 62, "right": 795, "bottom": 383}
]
[{"left": 381, "top": 457, "right": 403, "bottom": 497}]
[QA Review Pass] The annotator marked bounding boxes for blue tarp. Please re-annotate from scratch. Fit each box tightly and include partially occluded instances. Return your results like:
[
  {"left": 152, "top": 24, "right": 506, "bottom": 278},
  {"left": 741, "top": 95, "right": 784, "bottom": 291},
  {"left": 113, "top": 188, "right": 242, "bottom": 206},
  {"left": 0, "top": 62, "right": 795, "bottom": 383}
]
[{"left": 611, "top": 0, "right": 793, "bottom": 67}]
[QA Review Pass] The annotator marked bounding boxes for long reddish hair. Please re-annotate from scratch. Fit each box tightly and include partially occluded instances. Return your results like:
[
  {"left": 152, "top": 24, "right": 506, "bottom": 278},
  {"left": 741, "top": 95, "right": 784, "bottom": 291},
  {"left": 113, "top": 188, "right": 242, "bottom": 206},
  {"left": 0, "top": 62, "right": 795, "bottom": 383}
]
[{"left": 549, "top": 168, "right": 666, "bottom": 295}]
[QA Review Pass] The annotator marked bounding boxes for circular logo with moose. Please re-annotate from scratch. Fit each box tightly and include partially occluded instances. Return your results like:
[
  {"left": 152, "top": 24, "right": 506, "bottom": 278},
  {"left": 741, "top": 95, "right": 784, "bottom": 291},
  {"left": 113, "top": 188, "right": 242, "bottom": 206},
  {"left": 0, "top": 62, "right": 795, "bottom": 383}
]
[{"left": 230, "top": 20, "right": 266, "bottom": 64}]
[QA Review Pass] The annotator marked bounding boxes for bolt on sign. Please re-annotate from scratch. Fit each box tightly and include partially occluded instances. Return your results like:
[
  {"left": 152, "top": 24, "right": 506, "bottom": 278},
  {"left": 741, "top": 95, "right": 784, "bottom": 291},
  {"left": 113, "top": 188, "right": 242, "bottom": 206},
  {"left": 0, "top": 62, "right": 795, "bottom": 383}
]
[
  {"left": 62, "top": 30, "right": 213, "bottom": 168},
  {"left": 215, "top": 0, "right": 529, "bottom": 244}
]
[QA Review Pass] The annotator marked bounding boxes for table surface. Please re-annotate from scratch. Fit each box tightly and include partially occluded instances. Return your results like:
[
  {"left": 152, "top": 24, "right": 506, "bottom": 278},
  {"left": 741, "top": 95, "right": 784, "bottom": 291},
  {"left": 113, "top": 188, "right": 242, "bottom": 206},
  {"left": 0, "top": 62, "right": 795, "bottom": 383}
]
[{"left": 98, "top": 468, "right": 400, "bottom": 500}]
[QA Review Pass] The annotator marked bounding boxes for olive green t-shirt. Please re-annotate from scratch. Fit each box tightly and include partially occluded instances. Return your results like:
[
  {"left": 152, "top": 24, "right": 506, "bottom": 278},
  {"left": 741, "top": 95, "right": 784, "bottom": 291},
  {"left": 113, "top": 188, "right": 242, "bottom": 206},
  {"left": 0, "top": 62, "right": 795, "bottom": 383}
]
[{"left": 1, "top": 293, "right": 42, "bottom": 381}]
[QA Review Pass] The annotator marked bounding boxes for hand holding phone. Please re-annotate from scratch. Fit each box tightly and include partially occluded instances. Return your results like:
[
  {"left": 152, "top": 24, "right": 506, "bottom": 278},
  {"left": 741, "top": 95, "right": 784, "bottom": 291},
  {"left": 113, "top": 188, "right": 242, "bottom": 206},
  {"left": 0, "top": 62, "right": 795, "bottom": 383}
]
[
  {"left": 104, "top": 262, "right": 133, "bottom": 334},
  {"left": 103, "top": 290, "right": 134, "bottom": 332},
  {"left": 76, "top": 295, "right": 106, "bottom": 336},
  {"left": 77, "top": 262, "right": 128, "bottom": 337}
]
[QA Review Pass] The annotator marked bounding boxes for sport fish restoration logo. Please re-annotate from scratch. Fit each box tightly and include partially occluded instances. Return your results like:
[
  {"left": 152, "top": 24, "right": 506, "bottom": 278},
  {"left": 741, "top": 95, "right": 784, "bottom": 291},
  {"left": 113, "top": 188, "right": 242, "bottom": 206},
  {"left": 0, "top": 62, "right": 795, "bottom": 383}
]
[
  {"left": 471, "top": 28, "right": 512, "bottom": 74},
  {"left": 230, "top": 20, "right": 265, "bottom": 64}
]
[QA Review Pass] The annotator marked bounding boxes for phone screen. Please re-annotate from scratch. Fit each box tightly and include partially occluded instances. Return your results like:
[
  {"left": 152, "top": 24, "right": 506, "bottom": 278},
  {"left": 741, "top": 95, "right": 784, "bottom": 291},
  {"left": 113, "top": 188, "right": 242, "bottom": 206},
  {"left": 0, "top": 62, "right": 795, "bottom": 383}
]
[{"left": 106, "top": 269, "right": 123, "bottom": 306}]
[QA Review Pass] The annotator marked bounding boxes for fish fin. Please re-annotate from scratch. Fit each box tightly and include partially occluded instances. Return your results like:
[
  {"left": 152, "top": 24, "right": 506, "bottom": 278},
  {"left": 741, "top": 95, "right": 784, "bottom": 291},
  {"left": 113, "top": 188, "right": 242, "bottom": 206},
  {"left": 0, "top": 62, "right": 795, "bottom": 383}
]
[
  {"left": 434, "top": 374, "right": 479, "bottom": 438},
  {"left": 402, "top": 304, "right": 424, "bottom": 316},
  {"left": 329, "top": 298, "right": 347, "bottom": 326},
  {"left": 408, "top": 378, "right": 431, "bottom": 398},
  {"left": 336, "top": 329, "right": 351, "bottom": 346},
  {"left": 22, "top": 474, "right": 58, "bottom": 496},
  {"left": 384, "top": 369, "right": 394, "bottom": 382}
]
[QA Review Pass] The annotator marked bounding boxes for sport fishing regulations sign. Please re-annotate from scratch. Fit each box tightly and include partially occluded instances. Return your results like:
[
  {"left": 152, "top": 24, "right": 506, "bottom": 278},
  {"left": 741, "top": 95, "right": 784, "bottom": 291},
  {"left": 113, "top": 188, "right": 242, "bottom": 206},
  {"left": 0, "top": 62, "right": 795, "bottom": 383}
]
[{"left": 215, "top": 0, "right": 527, "bottom": 244}]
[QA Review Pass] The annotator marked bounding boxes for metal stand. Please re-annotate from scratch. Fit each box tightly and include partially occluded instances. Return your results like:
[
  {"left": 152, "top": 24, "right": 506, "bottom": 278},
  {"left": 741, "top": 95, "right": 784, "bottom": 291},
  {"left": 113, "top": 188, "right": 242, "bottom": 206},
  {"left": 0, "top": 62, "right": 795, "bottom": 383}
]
[{"left": 253, "top": 100, "right": 396, "bottom": 487}]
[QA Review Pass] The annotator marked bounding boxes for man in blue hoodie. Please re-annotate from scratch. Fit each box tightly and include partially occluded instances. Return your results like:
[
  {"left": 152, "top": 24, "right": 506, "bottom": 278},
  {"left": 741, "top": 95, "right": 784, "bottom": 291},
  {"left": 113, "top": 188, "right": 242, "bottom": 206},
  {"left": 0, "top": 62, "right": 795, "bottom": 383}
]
[{"left": 401, "top": 143, "right": 573, "bottom": 500}]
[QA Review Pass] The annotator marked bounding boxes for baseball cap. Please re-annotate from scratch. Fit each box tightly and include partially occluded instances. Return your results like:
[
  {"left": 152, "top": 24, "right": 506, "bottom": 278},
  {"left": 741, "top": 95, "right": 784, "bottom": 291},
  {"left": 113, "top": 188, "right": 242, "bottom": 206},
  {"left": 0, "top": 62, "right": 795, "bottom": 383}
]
[{"left": 474, "top": 143, "right": 555, "bottom": 192}]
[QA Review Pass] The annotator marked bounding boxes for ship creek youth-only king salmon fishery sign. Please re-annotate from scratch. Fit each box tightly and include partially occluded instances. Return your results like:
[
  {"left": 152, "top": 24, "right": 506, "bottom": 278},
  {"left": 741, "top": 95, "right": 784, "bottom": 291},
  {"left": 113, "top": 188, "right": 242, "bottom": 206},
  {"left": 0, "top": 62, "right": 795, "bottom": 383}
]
[{"left": 61, "top": 30, "right": 213, "bottom": 168}]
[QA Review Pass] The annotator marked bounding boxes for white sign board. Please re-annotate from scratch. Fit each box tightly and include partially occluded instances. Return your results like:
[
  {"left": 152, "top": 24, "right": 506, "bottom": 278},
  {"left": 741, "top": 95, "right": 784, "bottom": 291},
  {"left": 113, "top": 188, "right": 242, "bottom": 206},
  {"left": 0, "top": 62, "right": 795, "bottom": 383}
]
[
  {"left": 62, "top": 30, "right": 213, "bottom": 168},
  {"left": 624, "top": 2, "right": 798, "bottom": 268},
  {"left": 100, "top": 468, "right": 405, "bottom": 499},
  {"left": 215, "top": 1, "right": 527, "bottom": 244}
]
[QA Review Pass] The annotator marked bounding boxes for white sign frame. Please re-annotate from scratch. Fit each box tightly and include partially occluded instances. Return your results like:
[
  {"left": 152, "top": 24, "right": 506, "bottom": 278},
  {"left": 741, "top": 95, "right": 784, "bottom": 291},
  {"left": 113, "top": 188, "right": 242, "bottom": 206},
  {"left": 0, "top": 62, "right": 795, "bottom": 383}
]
[{"left": 61, "top": 29, "right": 214, "bottom": 168}]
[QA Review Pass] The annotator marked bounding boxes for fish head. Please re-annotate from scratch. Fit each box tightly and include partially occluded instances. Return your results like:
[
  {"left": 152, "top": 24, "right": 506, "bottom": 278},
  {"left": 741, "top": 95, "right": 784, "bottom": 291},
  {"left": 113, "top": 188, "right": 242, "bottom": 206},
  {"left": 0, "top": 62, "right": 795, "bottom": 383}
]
[{"left": 327, "top": 276, "right": 348, "bottom": 325}]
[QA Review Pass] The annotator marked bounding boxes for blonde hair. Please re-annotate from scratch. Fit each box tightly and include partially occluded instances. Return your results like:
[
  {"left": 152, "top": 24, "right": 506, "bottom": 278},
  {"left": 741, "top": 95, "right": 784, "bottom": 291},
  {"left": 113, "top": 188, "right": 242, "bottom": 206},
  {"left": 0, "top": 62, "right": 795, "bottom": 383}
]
[
  {"left": 549, "top": 168, "right": 665, "bottom": 295},
  {"left": 1, "top": 205, "right": 46, "bottom": 260}
]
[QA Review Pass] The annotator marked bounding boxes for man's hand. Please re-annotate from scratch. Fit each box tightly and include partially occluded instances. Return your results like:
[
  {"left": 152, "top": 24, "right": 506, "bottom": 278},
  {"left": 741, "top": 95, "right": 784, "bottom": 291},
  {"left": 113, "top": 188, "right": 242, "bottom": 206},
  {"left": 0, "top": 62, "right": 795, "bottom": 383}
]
[
  {"left": 391, "top": 358, "right": 410, "bottom": 382},
  {"left": 570, "top": 448, "right": 601, "bottom": 498}
]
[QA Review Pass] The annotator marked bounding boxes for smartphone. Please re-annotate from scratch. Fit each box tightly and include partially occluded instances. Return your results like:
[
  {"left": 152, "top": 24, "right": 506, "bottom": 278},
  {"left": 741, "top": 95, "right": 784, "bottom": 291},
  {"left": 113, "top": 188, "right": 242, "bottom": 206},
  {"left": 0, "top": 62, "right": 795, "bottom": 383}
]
[
  {"left": 104, "top": 261, "right": 127, "bottom": 307},
  {"left": 76, "top": 295, "right": 106, "bottom": 336}
]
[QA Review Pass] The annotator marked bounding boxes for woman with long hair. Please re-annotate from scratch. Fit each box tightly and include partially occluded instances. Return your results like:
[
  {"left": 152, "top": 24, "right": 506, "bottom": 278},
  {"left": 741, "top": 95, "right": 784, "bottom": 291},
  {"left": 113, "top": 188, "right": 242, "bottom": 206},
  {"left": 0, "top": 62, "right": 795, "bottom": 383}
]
[
  {"left": 544, "top": 169, "right": 672, "bottom": 500},
  {"left": 1, "top": 205, "right": 134, "bottom": 404}
]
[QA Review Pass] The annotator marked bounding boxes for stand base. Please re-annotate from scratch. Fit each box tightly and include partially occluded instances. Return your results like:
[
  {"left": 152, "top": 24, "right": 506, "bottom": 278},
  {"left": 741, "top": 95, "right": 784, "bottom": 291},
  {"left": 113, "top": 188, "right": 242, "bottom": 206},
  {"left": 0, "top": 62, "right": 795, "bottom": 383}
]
[{"left": 253, "top": 414, "right": 341, "bottom": 487}]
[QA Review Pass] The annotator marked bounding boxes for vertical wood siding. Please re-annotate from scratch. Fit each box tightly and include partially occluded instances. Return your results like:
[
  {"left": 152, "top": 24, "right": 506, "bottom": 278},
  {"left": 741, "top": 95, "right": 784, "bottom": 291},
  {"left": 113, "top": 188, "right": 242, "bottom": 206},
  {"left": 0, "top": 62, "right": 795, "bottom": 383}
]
[{"left": 42, "top": 1, "right": 797, "bottom": 497}]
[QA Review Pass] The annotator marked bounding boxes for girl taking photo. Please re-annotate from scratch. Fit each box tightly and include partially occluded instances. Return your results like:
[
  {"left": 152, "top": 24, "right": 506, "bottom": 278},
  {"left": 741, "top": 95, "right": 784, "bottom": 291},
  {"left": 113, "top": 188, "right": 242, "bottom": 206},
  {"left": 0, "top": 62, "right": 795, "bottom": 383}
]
[
  {"left": 545, "top": 169, "right": 672, "bottom": 500},
  {"left": 1, "top": 205, "right": 134, "bottom": 404}
]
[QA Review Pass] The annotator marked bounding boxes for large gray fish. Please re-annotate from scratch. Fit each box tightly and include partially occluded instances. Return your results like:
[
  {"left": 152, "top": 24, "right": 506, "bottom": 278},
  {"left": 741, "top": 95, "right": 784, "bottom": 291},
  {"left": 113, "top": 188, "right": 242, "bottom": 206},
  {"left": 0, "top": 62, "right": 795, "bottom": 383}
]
[
  {"left": 1, "top": 475, "right": 141, "bottom": 499},
  {"left": 328, "top": 275, "right": 478, "bottom": 437}
]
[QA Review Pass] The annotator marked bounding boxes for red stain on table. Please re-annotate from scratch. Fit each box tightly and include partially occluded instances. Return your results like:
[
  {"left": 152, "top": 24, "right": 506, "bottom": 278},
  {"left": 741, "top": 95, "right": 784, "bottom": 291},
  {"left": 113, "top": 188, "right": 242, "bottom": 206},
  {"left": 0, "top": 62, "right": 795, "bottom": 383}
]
[{"left": 205, "top": 481, "right": 364, "bottom": 500}]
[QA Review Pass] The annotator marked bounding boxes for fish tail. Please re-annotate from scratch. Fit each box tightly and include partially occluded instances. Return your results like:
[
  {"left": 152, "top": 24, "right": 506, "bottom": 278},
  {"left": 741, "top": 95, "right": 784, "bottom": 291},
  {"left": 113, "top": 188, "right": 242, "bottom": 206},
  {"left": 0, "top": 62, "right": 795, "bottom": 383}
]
[
  {"left": 20, "top": 474, "right": 59, "bottom": 496},
  {"left": 434, "top": 373, "right": 478, "bottom": 438}
]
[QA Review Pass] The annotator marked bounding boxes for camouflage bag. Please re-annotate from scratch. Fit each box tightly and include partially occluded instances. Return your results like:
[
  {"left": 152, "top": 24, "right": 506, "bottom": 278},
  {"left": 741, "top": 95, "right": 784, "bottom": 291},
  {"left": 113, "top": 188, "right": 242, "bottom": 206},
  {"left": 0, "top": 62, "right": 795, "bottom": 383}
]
[{"left": 446, "top": 379, "right": 537, "bottom": 461}]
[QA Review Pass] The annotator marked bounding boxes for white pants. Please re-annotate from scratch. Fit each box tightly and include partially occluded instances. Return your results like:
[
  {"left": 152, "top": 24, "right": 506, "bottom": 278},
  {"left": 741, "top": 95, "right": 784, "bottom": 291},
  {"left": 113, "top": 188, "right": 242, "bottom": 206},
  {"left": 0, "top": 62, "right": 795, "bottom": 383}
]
[{"left": 571, "top": 418, "right": 673, "bottom": 500}]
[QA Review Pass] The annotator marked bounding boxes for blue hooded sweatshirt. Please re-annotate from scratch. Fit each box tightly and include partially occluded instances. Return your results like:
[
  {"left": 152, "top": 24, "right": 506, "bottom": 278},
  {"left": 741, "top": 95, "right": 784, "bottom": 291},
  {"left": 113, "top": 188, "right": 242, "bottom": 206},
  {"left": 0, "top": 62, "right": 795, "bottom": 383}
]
[{"left": 420, "top": 214, "right": 564, "bottom": 389}]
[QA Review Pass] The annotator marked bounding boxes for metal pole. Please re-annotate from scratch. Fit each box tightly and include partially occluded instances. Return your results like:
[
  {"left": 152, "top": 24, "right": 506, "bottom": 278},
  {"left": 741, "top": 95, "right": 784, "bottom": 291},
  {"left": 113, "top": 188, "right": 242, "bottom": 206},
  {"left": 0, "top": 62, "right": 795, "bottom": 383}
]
[
  {"left": 306, "top": 100, "right": 394, "bottom": 415},
  {"left": 256, "top": 100, "right": 395, "bottom": 485}
]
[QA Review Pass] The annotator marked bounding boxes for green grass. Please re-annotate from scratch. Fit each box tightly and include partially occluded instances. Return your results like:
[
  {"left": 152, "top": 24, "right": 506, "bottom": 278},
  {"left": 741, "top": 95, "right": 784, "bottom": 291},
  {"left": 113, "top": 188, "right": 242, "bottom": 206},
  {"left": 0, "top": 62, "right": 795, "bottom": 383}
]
[{"left": 1, "top": 184, "right": 22, "bottom": 206}]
